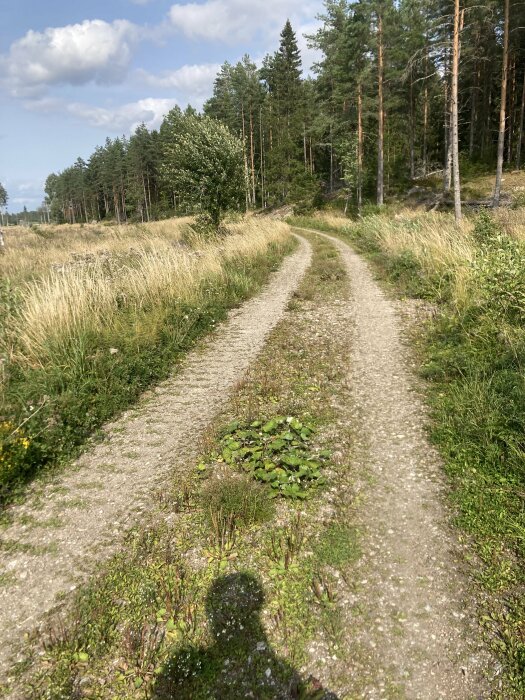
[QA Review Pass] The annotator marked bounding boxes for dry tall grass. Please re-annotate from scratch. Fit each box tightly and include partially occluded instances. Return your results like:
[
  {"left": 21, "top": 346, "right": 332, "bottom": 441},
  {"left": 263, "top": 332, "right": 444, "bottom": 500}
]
[
  {"left": 312, "top": 207, "right": 525, "bottom": 306},
  {"left": 0, "top": 218, "right": 192, "bottom": 282},
  {"left": 365, "top": 210, "right": 475, "bottom": 271},
  {"left": 7, "top": 219, "right": 290, "bottom": 367},
  {"left": 315, "top": 208, "right": 474, "bottom": 272}
]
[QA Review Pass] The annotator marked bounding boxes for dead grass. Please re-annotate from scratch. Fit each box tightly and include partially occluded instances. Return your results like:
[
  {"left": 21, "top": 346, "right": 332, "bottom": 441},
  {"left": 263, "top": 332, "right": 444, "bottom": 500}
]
[
  {"left": 308, "top": 207, "right": 525, "bottom": 308},
  {"left": 5, "top": 219, "right": 290, "bottom": 367},
  {"left": 0, "top": 218, "right": 192, "bottom": 282}
]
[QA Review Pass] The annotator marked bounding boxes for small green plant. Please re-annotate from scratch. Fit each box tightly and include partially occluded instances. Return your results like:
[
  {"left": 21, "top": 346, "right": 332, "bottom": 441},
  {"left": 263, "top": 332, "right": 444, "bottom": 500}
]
[
  {"left": 471, "top": 215, "right": 525, "bottom": 324},
  {"left": 311, "top": 572, "right": 337, "bottom": 608},
  {"left": 314, "top": 522, "right": 361, "bottom": 569},
  {"left": 0, "top": 420, "right": 35, "bottom": 494},
  {"left": 511, "top": 191, "right": 525, "bottom": 209},
  {"left": 205, "top": 508, "right": 238, "bottom": 572},
  {"left": 200, "top": 474, "right": 274, "bottom": 528},
  {"left": 212, "top": 416, "right": 330, "bottom": 499},
  {"left": 266, "top": 514, "right": 305, "bottom": 576},
  {"left": 472, "top": 210, "right": 503, "bottom": 245}
]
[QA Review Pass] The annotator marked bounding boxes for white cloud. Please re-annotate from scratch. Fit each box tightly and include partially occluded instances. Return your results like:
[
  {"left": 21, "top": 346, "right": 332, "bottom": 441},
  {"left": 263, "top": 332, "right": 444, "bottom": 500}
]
[
  {"left": 10, "top": 197, "right": 44, "bottom": 208},
  {"left": 66, "top": 98, "right": 178, "bottom": 132},
  {"left": 1, "top": 178, "right": 46, "bottom": 210},
  {"left": 20, "top": 93, "right": 181, "bottom": 133},
  {"left": 168, "top": 0, "right": 318, "bottom": 43},
  {"left": 1, "top": 19, "right": 138, "bottom": 97},
  {"left": 296, "top": 21, "right": 323, "bottom": 73},
  {"left": 137, "top": 63, "right": 220, "bottom": 95}
]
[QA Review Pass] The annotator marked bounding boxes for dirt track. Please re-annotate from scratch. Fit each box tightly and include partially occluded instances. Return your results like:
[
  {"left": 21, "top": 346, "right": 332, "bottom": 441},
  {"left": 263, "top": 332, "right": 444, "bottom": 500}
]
[
  {"left": 1, "top": 227, "right": 494, "bottom": 698},
  {"left": 296, "top": 228, "right": 492, "bottom": 699},
  {"left": 0, "top": 237, "right": 312, "bottom": 679}
]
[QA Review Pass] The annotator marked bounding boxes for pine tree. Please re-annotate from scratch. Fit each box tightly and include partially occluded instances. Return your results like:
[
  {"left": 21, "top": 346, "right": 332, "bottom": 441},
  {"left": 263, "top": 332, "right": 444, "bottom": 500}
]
[{"left": 263, "top": 20, "right": 306, "bottom": 204}]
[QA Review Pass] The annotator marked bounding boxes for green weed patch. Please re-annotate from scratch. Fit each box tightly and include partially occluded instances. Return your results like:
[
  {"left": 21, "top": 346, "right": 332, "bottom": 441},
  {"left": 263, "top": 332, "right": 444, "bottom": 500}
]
[{"left": 203, "top": 416, "right": 330, "bottom": 499}]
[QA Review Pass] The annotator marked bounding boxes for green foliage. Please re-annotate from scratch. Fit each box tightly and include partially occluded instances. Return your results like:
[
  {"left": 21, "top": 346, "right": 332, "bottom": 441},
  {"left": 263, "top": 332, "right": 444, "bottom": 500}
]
[
  {"left": 212, "top": 416, "right": 329, "bottom": 499},
  {"left": 0, "top": 421, "right": 36, "bottom": 490},
  {"left": 0, "top": 181, "right": 7, "bottom": 209},
  {"left": 200, "top": 474, "right": 275, "bottom": 528},
  {"left": 25, "top": 527, "right": 202, "bottom": 698},
  {"left": 511, "top": 192, "right": 525, "bottom": 209},
  {"left": 472, "top": 209, "right": 503, "bottom": 244},
  {"left": 314, "top": 522, "right": 361, "bottom": 569},
  {"left": 470, "top": 212, "right": 525, "bottom": 324},
  {"left": 161, "top": 110, "right": 245, "bottom": 229}
]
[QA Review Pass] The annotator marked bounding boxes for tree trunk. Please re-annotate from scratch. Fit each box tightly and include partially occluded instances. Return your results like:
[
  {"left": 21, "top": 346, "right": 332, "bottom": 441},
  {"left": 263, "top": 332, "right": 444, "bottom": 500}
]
[
  {"left": 146, "top": 174, "right": 152, "bottom": 211},
  {"left": 249, "top": 109, "right": 256, "bottom": 206},
  {"left": 330, "top": 123, "right": 334, "bottom": 193},
  {"left": 241, "top": 104, "right": 250, "bottom": 209},
  {"left": 114, "top": 192, "right": 120, "bottom": 225},
  {"left": 260, "top": 106, "right": 265, "bottom": 208},
  {"left": 409, "top": 68, "right": 415, "bottom": 179},
  {"left": 443, "top": 57, "right": 452, "bottom": 194},
  {"left": 494, "top": 0, "right": 509, "bottom": 207},
  {"left": 303, "top": 123, "right": 308, "bottom": 170},
  {"left": 469, "top": 62, "right": 480, "bottom": 159},
  {"left": 507, "top": 53, "right": 516, "bottom": 164},
  {"left": 423, "top": 43, "right": 429, "bottom": 175},
  {"left": 142, "top": 176, "right": 150, "bottom": 222},
  {"left": 516, "top": 69, "right": 525, "bottom": 169},
  {"left": 357, "top": 81, "right": 363, "bottom": 213},
  {"left": 377, "top": 9, "right": 384, "bottom": 206},
  {"left": 451, "top": 0, "right": 462, "bottom": 222}
]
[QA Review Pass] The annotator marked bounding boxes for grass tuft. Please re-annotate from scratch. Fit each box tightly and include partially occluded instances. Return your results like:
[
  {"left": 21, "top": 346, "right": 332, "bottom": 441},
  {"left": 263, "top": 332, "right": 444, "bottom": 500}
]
[{"left": 200, "top": 473, "right": 275, "bottom": 529}]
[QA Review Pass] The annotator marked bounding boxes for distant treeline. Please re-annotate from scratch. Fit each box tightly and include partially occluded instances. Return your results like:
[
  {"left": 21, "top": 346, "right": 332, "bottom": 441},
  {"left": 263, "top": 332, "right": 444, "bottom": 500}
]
[{"left": 45, "top": 1, "right": 525, "bottom": 222}]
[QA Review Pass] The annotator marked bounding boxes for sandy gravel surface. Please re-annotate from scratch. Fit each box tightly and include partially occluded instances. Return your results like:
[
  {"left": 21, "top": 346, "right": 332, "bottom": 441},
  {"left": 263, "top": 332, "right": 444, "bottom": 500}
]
[
  {"left": 0, "top": 237, "right": 312, "bottom": 678},
  {"left": 296, "top": 228, "right": 493, "bottom": 699}
]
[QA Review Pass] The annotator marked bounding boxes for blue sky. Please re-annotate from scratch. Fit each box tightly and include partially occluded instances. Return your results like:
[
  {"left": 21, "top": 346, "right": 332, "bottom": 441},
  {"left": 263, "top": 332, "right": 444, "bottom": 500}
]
[{"left": 0, "top": 0, "right": 323, "bottom": 211}]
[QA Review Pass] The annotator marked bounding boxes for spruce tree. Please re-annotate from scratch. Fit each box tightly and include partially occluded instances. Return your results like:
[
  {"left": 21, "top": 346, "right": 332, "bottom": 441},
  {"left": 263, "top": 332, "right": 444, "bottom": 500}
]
[{"left": 263, "top": 20, "right": 306, "bottom": 204}]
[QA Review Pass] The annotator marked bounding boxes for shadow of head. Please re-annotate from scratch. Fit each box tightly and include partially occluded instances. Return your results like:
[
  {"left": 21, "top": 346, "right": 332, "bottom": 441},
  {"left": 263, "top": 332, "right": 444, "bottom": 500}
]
[
  {"left": 154, "top": 571, "right": 340, "bottom": 699},
  {"left": 206, "top": 571, "right": 265, "bottom": 641}
]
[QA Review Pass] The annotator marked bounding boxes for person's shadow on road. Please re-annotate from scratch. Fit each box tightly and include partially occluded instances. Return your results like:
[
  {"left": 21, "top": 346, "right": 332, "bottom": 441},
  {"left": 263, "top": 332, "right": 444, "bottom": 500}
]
[{"left": 153, "top": 571, "right": 339, "bottom": 699}]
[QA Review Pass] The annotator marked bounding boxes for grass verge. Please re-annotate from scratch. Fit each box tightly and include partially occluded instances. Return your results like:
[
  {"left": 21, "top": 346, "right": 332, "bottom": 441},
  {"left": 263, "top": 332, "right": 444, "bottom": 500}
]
[
  {"left": 4, "top": 232, "right": 359, "bottom": 699},
  {"left": 291, "top": 209, "right": 525, "bottom": 697},
  {"left": 0, "top": 219, "right": 293, "bottom": 507}
]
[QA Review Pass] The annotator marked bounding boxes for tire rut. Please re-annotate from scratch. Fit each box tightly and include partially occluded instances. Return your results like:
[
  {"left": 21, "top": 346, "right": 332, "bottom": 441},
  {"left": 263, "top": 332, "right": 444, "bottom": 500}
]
[
  {"left": 295, "top": 228, "right": 492, "bottom": 699},
  {"left": 0, "top": 236, "right": 312, "bottom": 678}
]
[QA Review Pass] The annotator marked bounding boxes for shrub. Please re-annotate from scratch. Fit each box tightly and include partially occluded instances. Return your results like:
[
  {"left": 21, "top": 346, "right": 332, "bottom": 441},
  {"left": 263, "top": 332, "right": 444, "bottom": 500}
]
[
  {"left": 472, "top": 210, "right": 503, "bottom": 244},
  {"left": 0, "top": 421, "right": 41, "bottom": 498},
  {"left": 471, "top": 213, "right": 525, "bottom": 323}
]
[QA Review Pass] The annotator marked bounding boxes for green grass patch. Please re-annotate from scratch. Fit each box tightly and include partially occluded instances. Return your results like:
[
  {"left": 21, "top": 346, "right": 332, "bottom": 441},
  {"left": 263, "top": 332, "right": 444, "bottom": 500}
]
[
  {"left": 200, "top": 473, "right": 275, "bottom": 528},
  {"left": 314, "top": 522, "right": 361, "bottom": 569}
]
